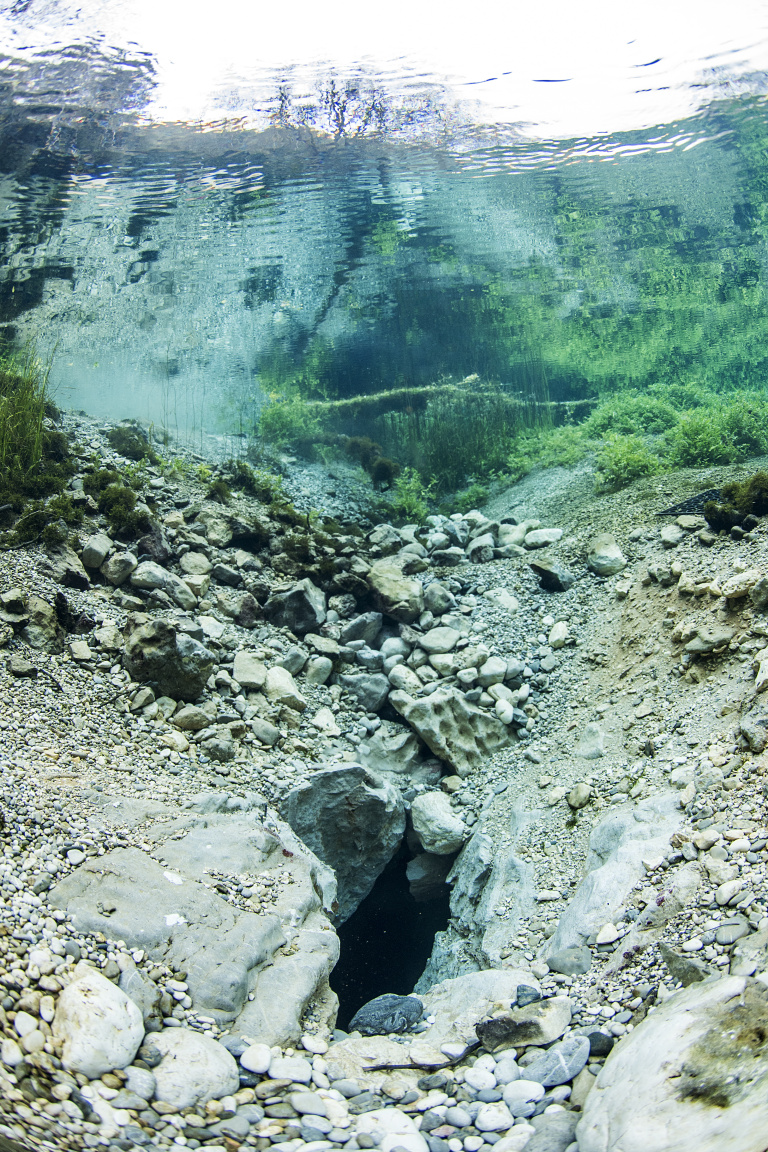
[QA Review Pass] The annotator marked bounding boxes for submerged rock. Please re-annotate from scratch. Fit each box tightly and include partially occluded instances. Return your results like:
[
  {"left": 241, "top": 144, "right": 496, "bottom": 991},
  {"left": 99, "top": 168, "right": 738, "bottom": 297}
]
[
  {"left": 349, "top": 994, "right": 423, "bottom": 1036},
  {"left": 52, "top": 963, "right": 144, "bottom": 1077},
  {"left": 577, "top": 976, "right": 768, "bottom": 1152},
  {"left": 389, "top": 688, "right": 509, "bottom": 777},
  {"left": 124, "top": 616, "right": 214, "bottom": 700},
  {"left": 367, "top": 556, "right": 425, "bottom": 623},
  {"left": 281, "top": 765, "right": 406, "bottom": 922}
]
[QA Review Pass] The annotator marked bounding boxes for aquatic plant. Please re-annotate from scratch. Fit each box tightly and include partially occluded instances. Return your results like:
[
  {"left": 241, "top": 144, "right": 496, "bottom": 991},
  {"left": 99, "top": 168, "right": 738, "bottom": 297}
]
[
  {"left": 704, "top": 470, "right": 768, "bottom": 532},
  {"left": 97, "top": 484, "right": 151, "bottom": 538},
  {"left": 207, "top": 478, "right": 232, "bottom": 504},
  {"left": 106, "top": 422, "right": 161, "bottom": 465},
  {"left": 259, "top": 394, "right": 325, "bottom": 452},
  {"left": 594, "top": 434, "right": 661, "bottom": 493},
  {"left": 450, "top": 482, "right": 491, "bottom": 514},
  {"left": 383, "top": 467, "right": 436, "bottom": 524}
]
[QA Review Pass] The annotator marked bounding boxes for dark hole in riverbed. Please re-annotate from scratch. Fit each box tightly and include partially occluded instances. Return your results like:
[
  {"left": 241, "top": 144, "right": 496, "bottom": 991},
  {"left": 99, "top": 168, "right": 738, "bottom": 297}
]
[{"left": 331, "top": 843, "right": 451, "bottom": 1031}]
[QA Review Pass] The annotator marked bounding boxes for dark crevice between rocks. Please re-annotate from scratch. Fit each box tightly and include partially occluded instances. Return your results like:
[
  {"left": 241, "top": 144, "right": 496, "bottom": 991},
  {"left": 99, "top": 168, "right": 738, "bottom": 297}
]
[{"left": 331, "top": 842, "right": 451, "bottom": 1031}]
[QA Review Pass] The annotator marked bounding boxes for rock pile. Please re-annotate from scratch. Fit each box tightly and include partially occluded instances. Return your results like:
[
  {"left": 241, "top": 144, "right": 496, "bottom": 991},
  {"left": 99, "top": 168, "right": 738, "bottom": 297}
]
[{"left": 2, "top": 412, "right": 768, "bottom": 1152}]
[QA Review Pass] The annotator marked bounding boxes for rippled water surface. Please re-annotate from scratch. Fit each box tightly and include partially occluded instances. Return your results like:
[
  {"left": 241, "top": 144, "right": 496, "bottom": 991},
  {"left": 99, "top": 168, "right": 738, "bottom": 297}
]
[{"left": 2, "top": 1, "right": 768, "bottom": 437}]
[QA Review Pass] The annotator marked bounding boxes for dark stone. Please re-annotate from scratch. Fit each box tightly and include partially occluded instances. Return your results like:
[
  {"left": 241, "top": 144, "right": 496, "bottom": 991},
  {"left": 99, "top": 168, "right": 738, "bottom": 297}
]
[
  {"left": 232, "top": 592, "right": 261, "bottom": 629},
  {"left": 585, "top": 1030, "right": 614, "bottom": 1057},
  {"left": 516, "top": 985, "right": 542, "bottom": 1008},
  {"left": 340, "top": 612, "right": 383, "bottom": 646},
  {"left": 419, "top": 1111, "right": 443, "bottom": 1132},
  {"left": 137, "top": 1042, "right": 163, "bottom": 1068},
  {"left": 219, "top": 1035, "right": 250, "bottom": 1057},
  {"left": 136, "top": 524, "right": 172, "bottom": 565},
  {"left": 546, "top": 946, "right": 592, "bottom": 975},
  {"left": 213, "top": 563, "right": 242, "bottom": 587},
  {"left": 529, "top": 560, "right": 575, "bottom": 593},
  {"left": 264, "top": 577, "right": 326, "bottom": 634},
  {"left": 349, "top": 993, "right": 423, "bottom": 1035},
  {"left": 347, "top": 1091, "right": 383, "bottom": 1114},
  {"left": 8, "top": 654, "right": 37, "bottom": 678},
  {"left": 418, "top": 1073, "right": 450, "bottom": 1091},
  {"left": 124, "top": 616, "right": 214, "bottom": 701}
]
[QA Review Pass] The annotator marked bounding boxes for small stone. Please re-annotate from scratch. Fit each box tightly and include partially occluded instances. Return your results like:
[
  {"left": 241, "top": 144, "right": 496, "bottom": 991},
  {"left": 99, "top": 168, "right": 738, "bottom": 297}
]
[
  {"left": 290, "top": 1091, "right": 328, "bottom": 1116},
  {"left": 567, "top": 783, "right": 591, "bottom": 809},
  {"left": 302, "top": 1034, "right": 328, "bottom": 1055},
  {"left": 716, "top": 879, "right": 743, "bottom": 905},
  {"left": 8, "top": 654, "right": 36, "bottom": 678},
  {"left": 240, "top": 1043, "right": 272, "bottom": 1074},
  {"left": 529, "top": 560, "right": 575, "bottom": 592},
  {"left": 715, "top": 920, "right": 750, "bottom": 945},
  {"left": 595, "top": 923, "right": 620, "bottom": 945},
  {"left": 516, "top": 986, "right": 542, "bottom": 1008},
  {"left": 502, "top": 1080, "right": 546, "bottom": 1118},
  {"left": 525, "top": 528, "right": 563, "bottom": 549},
  {"left": 474, "top": 1103, "right": 514, "bottom": 1132},
  {"left": 587, "top": 534, "right": 626, "bottom": 576},
  {"left": 269, "top": 1055, "right": 313, "bottom": 1083},
  {"left": 660, "top": 524, "right": 685, "bottom": 548},
  {"left": 548, "top": 621, "right": 568, "bottom": 649},
  {"left": 232, "top": 651, "right": 267, "bottom": 690}
]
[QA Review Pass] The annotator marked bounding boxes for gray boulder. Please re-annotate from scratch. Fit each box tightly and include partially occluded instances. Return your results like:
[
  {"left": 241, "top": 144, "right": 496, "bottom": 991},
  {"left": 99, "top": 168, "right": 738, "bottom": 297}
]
[
  {"left": 337, "top": 672, "right": 390, "bottom": 712},
  {"left": 281, "top": 765, "right": 405, "bottom": 923},
  {"left": 410, "top": 792, "right": 466, "bottom": 855},
  {"left": 587, "top": 533, "right": 626, "bottom": 577},
  {"left": 101, "top": 551, "right": 138, "bottom": 586},
  {"left": 130, "top": 560, "right": 197, "bottom": 610},
  {"left": 389, "top": 688, "right": 509, "bottom": 777},
  {"left": 82, "top": 532, "right": 113, "bottom": 568},
  {"left": 367, "top": 556, "right": 425, "bottom": 623},
  {"left": 20, "top": 595, "right": 64, "bottom": 652},
  {"left": 544, "top": 793, "right": 683, "bottom": 955},
  {"left": 340, "top": 612, "right": 383, "bottom": 646},
  {"left": 264, "top": 578, "right": 326, "bottom": 634},
  {"left": 577, "top": 976, "right": 768, "bottom": 1152},
  {"left": 124, "top": 617, "right": 214, "bottom": 701},
  {"left": 348, "top": 994, "right": 423, "bottom": 1036}
]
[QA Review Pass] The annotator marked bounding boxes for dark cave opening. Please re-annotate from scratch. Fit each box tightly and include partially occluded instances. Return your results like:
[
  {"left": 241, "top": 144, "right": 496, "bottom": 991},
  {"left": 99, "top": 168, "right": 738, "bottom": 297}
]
[{"left": 330, "top": 843, "right": 451, "bottom": 1031}]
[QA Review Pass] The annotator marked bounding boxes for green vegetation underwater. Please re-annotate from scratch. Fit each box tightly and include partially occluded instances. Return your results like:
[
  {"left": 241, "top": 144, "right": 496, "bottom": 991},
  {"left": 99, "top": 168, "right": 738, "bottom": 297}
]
[{"left": 4, "top": 5, "right": 768, "bottom": 521}]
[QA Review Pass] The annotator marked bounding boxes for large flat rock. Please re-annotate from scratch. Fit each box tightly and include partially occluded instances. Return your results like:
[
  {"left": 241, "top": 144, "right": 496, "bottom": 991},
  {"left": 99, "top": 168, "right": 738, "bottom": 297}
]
[
  {"left": 49, "top": 809, "right": 340, "bottom": 1045},
  {"left": 577, "top": 976, "right": 768, "bottom": 1152}
]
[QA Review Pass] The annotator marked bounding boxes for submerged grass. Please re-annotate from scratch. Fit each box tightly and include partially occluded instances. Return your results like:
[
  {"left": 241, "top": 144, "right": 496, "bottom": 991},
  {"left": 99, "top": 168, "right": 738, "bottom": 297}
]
[{"left": 0, "top": 348, "right": 78, "bottom": 542}]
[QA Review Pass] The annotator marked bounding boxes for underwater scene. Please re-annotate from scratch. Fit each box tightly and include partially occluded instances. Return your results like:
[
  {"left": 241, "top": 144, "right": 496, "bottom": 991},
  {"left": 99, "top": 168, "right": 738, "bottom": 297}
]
[{"left": 3, "top": 4, "right": 768, "bottom": 1152}]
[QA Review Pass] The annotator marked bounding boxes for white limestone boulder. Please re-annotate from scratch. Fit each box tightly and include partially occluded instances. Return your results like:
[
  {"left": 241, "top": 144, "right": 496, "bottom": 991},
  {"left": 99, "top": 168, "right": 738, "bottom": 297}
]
[
  {"left": 577, "top": 976, "right": 768, "bottom": 1152},
  {"left": 149, "top": 1028, "right": 240, "bottom": 1108},
  {"left": 52, "top": 963, "right": 144, "bottom": 1077}
]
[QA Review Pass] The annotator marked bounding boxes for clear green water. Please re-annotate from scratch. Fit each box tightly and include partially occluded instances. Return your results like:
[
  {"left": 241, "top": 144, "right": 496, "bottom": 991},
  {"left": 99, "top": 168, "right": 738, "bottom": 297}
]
[{"left": 2, "top": 6, "right": 768, "bottom": 476}]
